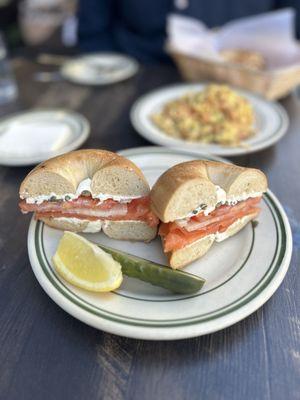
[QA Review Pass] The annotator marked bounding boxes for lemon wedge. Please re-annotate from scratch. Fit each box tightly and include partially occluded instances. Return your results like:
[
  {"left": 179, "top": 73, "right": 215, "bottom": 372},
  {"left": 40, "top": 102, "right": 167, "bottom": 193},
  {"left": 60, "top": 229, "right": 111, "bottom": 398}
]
[{"left": 53, "top": 231, "right": 123, "bottom": 292}]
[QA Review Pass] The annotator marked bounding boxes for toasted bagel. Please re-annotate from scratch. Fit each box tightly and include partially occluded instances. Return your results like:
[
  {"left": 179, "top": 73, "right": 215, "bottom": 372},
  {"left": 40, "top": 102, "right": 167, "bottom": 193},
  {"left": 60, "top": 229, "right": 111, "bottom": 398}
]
[
  {"left": 41, "top": 217, "right": 157, "bottom": 242},
  {"left": 19, "top": 149, "right": 157, "bottom": 242},
  {"left": 20, "top": 149, "right": 149, "bottom": 200},
  {"left": 151, "top": 160, "right": 267, "bottom": 223},
  {"left": 167, "top": 213, "right": 256, "bottom": 269},
  {"left": 151, "top": 160, "right": 267, "bottom": 268}
]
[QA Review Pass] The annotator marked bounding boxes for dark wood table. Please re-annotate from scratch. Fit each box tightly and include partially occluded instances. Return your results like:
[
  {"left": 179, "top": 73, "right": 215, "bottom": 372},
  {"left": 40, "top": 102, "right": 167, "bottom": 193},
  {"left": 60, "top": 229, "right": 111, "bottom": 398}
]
[{"left": 1, "top": 58, "right": 299, "bottom": 400}]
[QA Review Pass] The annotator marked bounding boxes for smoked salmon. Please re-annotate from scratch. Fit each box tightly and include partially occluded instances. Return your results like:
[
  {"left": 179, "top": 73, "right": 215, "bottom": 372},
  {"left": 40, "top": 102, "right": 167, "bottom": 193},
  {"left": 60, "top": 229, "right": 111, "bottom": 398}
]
[
  {"left": 19, "top": 196, "right": 159, "bottom": 228},
  {"left": 159, "top": 197, "right": 261, "bottom": 252}
]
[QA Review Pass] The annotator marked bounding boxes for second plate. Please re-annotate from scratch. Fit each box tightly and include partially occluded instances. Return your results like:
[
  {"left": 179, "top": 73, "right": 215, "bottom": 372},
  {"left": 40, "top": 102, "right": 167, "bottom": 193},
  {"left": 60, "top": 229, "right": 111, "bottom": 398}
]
[{"left": 131, "top": 83, "right": 289, "bottom": 156}]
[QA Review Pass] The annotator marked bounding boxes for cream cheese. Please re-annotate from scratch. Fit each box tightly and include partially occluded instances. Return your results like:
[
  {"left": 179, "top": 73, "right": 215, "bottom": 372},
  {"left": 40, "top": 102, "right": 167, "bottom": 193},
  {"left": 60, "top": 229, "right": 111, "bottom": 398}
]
[
  {"left": 182, "top": 185, "right": 227, "bottom": 219},
  {"left": 182, "top": 215, "right": 253, "bottom": 244},
  {"left": 53, "top": 217, "right": 103, "bottom": 233},
  {"left": 216, "top": 185, "right": 227, "bottom": 204},
  {"left": 203, "top": 185, "right": 227, "bottom": 216},
  {"left": 75, "top": 178, "right": 140, "bottom": 203},
  {"left": 52, "top": 217, "right": 140, "bottom": 233},
  {"left": 25, "top": 193, "right": 76, "bottom": 205},
  {"left": 185, "top": 204, "right": 205, "bottom": 219},
  {"left": 94, "top": 193, "right": 142, "bottom": 203},
  {"left": 215, "top": 215, "right": 252, "bottom": 242},
  {"left": 23, "top": 177, "right": 142, "bottom": 204},
  {"left": 76, "top": 178, "right": 92, "bottom": 195},
  {"left": 178, "top": 185, "right": 262, "bottom": 221},
  {"left": 183, "top": 185, "right": 227, "bottom": 219},
  {"left": 226, "top": 191, "right": 262, "bottom": 205},
  {"left": 82, "top": 220, "right": 103, "bottom": 233}
]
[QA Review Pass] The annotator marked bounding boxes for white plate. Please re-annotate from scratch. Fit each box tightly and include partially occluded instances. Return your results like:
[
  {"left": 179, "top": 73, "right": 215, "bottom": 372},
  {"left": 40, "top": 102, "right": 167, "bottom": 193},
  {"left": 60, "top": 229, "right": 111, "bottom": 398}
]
[
  {"left": 27, "top": 147, "right": 292, "bottom": 340},
  {"left": 61, "top": 53, "right": 139, "bottom": 85},
  {"left": 131, "top": 84, "right": 289, "bottom": 156},
  {"left": 0, "top": 109, "right": 90, "bottom": 166}
]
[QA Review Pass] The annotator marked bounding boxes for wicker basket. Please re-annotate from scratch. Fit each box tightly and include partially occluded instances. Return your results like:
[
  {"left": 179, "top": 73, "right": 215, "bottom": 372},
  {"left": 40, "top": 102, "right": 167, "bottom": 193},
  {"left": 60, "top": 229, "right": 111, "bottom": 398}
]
[{"left": 168, "top": 46, "right": 300, "bottom": 100}]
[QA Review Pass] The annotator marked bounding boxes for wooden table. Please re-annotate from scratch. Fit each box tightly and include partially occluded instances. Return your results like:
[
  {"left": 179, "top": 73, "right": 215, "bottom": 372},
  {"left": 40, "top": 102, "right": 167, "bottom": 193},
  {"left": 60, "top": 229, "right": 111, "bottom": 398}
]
[{"left": 0, "top": 58, "right": 299, "bottom": 400}]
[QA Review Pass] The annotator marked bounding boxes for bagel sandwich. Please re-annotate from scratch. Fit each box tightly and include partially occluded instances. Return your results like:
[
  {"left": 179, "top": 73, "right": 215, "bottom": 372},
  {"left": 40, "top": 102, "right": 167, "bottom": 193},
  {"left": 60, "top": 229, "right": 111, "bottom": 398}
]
[
  {"left": 151, "top": 160, "right": 268, "bottom": 268},
  {"left": 19, "top": 149, "right": 159, "bottom": 241}
]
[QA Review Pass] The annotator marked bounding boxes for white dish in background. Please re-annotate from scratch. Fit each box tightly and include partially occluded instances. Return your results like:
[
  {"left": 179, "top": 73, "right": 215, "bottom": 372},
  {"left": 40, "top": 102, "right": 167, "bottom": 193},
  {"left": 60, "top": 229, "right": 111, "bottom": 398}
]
[
  {"left": 0, "top": 109, "right": 90, "bottom": 166},
  {"left": 61, "top": 53, "right": 139, "bottom": 86},
  {"left": 131, "top": 84, "right": 289, "bottom": 156},
  {"left": 27, "top": 147, "right": 292, "bottom": 340}
]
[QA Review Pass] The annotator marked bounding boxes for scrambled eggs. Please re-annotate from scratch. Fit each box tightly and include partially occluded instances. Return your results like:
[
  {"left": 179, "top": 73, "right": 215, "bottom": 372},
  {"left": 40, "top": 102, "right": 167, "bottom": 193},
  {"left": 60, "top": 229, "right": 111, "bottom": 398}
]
[{"left": 151, "top": 85, "right": 255, "bottom": 146}]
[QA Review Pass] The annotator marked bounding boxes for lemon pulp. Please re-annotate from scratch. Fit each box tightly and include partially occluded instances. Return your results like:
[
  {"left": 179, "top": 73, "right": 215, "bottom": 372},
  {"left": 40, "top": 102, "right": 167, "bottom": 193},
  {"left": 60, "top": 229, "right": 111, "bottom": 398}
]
[{"left": 53, "top": 231, "right": 123, "bottom": 292}]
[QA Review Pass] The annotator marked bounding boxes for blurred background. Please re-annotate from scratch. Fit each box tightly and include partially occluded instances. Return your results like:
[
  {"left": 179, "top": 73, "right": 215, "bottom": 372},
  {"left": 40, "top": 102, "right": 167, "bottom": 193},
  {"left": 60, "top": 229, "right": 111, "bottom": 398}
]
[
  {"left": 0, "top": 0, "right": 77, "bottom": 51},
  {"left": 1, "top": 0, "right": 300, "bottom": 60},
  {"left": 1, "top": 1, "right": 300, "bottom": 157},
  {"left": 0, "top": 3, "right": 300, "bottom": 400}
]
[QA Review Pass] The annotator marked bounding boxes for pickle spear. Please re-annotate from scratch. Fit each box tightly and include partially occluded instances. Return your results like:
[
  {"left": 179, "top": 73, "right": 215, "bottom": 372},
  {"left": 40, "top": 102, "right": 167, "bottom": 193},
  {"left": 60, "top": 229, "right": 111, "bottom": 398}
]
[{"left": 97, "top": 244, "right": 205, "bottom": 294}]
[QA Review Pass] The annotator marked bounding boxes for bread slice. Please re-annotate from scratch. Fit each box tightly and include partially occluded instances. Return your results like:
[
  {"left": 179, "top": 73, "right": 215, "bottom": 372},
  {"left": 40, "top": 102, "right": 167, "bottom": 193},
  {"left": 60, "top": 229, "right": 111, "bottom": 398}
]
[
  {"left": 151, "top": 160, "right": 267, "bottom": 268},
  {"left": 40, "top": 216, "right": 97, "bottom": 232},
  {"left": 168, "top": 213, "right": 257, "bottom": 269},
  {"left": 102, "top": 220, "right": 157, "bottom": 242},
  {"left": 220, "top": 49, "right": 266, "bottom": 70},
  {"left": 20, "top": 149, "right": 150, "bottom": 200},
  {"left": 151, "top": 160, "right": 267, "bottom": 222},
  {"left": 40, "top": 217, "right": 157, "bottom": 242},
  {"left": 168, "top": 235, "right": 215, "bottom": 269}
]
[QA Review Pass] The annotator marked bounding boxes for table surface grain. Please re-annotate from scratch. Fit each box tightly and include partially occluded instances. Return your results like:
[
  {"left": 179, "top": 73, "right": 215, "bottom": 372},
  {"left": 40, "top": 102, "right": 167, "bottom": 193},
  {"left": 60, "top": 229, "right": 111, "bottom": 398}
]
[{"left": 0, "top": 59, "right": 299, "bottom": 400}]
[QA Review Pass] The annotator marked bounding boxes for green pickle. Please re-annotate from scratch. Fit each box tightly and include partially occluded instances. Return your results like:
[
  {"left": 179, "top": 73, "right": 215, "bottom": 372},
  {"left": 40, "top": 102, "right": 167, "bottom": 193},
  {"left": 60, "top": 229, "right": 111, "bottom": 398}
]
[{"left": 98, "top": 244, "right": 205, "bottom": 294}]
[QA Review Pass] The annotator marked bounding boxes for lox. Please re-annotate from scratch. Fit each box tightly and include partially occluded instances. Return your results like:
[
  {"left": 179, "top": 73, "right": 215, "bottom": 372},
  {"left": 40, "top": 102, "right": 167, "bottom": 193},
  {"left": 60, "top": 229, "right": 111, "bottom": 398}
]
[
  {"left": 150, "top": 160, "right": 268, "bottom": 269},
  {"left": 19, "top": 151, "right": 267, "bottom": 269},
  {"left": 19, "top": 149, "right": 159, "bottom": 241}
]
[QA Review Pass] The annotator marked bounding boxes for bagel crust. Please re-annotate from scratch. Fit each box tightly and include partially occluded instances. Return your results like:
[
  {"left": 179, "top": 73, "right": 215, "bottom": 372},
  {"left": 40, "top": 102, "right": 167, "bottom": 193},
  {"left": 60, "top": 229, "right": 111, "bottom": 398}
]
[
  {"left": 151, "top": 160, "right": 267, "bottom": 269},
  {"left": 167, "top": 213, "right": 257, "bottom": 269},
  {"left": 40, "top": 217, "right": 157, "bottom": 242},
  {"left": 150, "top": 160, "right": 267, "bottom": 222},
  {"left": 20, "top": 149, "right": 150, "bottom": 200},
  {"left": 19, "top": 149, "right": 157, "bottom": 241}
]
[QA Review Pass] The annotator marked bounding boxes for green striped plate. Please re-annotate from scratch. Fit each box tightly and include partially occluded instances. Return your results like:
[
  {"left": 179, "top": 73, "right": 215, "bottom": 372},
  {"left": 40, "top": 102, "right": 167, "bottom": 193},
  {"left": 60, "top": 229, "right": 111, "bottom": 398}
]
[{"left": 27, "top": 147, "right": 292, "bottom": 340}]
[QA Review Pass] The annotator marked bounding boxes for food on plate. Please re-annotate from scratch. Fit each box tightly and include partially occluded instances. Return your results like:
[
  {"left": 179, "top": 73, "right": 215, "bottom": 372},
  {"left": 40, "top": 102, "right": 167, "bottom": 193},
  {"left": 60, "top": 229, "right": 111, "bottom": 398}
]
[
  {"left": 150, "top": 160, "right": 268, "bottom": 269},
  {"left": 151, "top": 84, "right": 255, "bottom": 145},
  {"left": 53, "top": 232, "right": 205, "bottom": 294},
  {"left": 53, "top": 231, "right": 123, "bottom": 292},
  {"left": 98, "top": 243, "right": 205, "bottom": 294},
  {"left": 220, "top": 49, "right": 266, "bottom": 71},
  {"left": 19, "top": 149, "right": 159, "bottom": 241}
]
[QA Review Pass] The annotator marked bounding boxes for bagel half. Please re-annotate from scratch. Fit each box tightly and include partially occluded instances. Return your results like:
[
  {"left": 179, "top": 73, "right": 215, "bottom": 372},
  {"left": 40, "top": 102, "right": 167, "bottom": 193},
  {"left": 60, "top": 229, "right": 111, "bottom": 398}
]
[
  {"left": 151, "top": 160, "right": 267, "bottom": 268},
  {"left": 40, "top": 218, "right": 157, "bottom": 242},
  {"left": 19, "top": 149, "right": 158, "bottom": 241},
  {"left": 20, "top": 149, "right": 149, "bottom": 200}
]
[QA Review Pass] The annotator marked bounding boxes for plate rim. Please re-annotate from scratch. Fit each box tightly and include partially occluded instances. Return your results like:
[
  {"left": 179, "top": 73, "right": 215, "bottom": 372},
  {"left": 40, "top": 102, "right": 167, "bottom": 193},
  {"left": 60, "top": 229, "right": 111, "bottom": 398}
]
[
  {"left": 130, "top": 83, "right": 289, "bottom": 156},
  {"left": 0, "top": 109, "right": 90, "bottom": 166},
  {"left": 27, "top": 147, "right": 292, "bottom": 340},
  {"left": 60, "top": 52, "right": 139, "bottom": 86}
]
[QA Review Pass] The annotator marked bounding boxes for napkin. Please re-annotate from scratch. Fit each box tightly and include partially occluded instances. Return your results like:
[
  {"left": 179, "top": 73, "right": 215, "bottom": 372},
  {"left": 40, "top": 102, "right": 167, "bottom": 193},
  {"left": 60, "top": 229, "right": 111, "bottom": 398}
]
[
  {"left": 167, "top": 8, "right": 300, "bottom": 69},
  {"left": 0, "top": 120, "right": 71, "bottom": 157}
]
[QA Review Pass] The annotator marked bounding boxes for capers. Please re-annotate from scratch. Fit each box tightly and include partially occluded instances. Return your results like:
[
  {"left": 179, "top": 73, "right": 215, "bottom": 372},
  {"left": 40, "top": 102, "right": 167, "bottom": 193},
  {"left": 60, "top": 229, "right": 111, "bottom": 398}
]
[
  {"left": 81, "top": 190, "right": 91, "bottom": 197},
  {"left": 200, "top": 203, "right": 207, "bottom": 209},
  {"left": 65, "top": 195, "right": 72, "bottom": 201},
  {"left": 192, "top": 209, "right": 198, "bottom": 215},
  {"left": 49, "top": 196, "right": 57, "bottom": 202}
]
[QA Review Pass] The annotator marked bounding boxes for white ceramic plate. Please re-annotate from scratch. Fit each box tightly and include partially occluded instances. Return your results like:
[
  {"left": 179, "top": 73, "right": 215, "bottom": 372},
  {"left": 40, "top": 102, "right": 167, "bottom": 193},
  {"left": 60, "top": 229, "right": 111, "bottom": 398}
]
[
  {"left": 61, "top": 53, "right": 139, "bottom": 85},
  {"left": 27, "top": 147, "right": 292, "bottom": 340},
  {"left": 131, "top": 84, "right": 289, "bottom": 156},
  {"left": 0, "top": 109, "right": 90, "bottom": 166}
]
